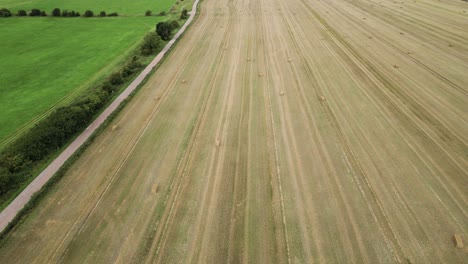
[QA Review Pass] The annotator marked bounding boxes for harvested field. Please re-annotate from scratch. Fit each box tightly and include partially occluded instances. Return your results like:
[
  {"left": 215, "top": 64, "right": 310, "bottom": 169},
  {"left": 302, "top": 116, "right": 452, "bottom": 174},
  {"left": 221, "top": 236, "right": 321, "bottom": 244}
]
[{"left": 0, "top": 0, "right": 467, "bottom": 263}]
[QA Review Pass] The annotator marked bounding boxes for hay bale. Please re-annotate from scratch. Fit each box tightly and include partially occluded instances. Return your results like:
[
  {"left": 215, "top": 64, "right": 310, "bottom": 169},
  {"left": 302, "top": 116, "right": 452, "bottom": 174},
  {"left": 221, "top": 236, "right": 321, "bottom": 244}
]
[
  {"left": 182, "top": 79, "right": 187, "bottom": 84},
  {"left": 400, "top": 32, "right": 404, "bottom": 35},
  {"left": 453, "top": 234, "right": 464, "bottom": 248},
  {"left": 258, "top": 73, "right": 264, "bottom": 77},
  {"left": 247, "top": 57, "right": 251, "bottom": 61},
  {"left": 215, "top": 139, "right": 221, "bottom": 147},
  {"left": 280, "top": 91, "right": 285, "bottom": 96},
  {"left": 320, "top": 96, "right": 326, "bottom": 101},
  {"left": 112, "top": 125, "right": 119, "bottom": 131},
  {"left": 288, "top": 58, "right": 292, "bottom": 62},
  {"left": 151, "top": 184, "right": 159, "bottom": 194},
  {"left": 154, "top": 96, "right": 161, "bottom": 101},
  {"left": 393, "top": 65, "right": 399, "bottom": 69},
  {"left": 448, "top": 44, "right": 453, "bottom": 47}
]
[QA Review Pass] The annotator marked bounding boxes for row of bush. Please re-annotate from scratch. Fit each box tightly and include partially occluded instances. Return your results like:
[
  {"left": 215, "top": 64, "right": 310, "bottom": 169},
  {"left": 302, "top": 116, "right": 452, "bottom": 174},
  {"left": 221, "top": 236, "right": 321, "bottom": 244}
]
[
  {"left": 0, "top": 8, "right": 118, "bottom": 17},
  {"left": 0, "top": 19, "right": 178, "bottom": 197}
]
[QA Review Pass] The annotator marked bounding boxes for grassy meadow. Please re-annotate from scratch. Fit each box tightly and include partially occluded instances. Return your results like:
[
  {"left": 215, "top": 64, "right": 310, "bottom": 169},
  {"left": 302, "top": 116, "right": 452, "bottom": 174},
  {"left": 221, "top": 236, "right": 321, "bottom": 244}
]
[{"left": 0, "top": 0, "right": 178, "bottom": 147}]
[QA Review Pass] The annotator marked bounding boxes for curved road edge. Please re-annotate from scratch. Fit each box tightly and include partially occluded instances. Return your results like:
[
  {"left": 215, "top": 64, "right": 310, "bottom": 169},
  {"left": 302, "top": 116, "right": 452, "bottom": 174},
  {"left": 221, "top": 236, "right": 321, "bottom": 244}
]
[{"left": 0, "top": 0, "right": 201, "bottom": 233}]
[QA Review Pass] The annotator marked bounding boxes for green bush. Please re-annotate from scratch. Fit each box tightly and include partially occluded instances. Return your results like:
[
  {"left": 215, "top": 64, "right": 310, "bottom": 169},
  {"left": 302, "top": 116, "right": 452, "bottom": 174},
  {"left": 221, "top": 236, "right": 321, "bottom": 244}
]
[
  {"left": 107, "top": 12, "right": 118, "bottom": 17},
  {"left": 29, "top": 9, "right": 41, "bottom": 16},
  {"left": 145, "top": 10, "right": 152, "bottom": 16},
  {"left": 99, "top": 11, "right": 106, "bottom": 17},
  {"left": 109, "top": 72, "right": 123, "bottom": 85},
  {"left": 169, "top": 20, "right": 180, "bottom": 31},
  {"left": 0, "top": 8, "right": 12, "bottom": 17},
  {"left": 84, "top": 10, "right": 94, "bottom": 17},
  {"left": 17, "top": 10, "right": 27, "bottom": 16},
  {"left": 51, "top": 8, "right": 60, "bottom": 17},
  {"left": 156, "top": 22, "right": 172, "bottom": 41},
  {"left": 140, "top": 32, "right": 163, "bottom": 56},
  {"left": 180, "top": 9, "right": 188, "bottom": 19}
]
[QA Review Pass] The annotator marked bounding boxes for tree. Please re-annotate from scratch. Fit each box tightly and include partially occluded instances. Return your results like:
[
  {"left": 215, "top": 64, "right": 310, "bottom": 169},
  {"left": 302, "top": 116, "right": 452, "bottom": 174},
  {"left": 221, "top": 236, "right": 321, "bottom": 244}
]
[
  {"left": 52, "top": 8, "right": 60, "bottom": 17},
  {"left": 180, "top": 9, "right": 188, "bottom": 19},
  {"left": 140, "top": 32, "right": 163, "bottom": 55},
  {"left": 41, "top": 10, "right": 47, "bottom": 16},
  {"left": 109, "top": 72, "right": 123, "bottom": 85},
  {"left": 107, "top": 12, "right": 118, "bottom": 16},
  {"left": 62, "top": 9, "right": 69, "bottom": 17},
  {"left": 0, "top": 8, "right": 12, "bottom": 17},
  {"left": 84, "top": 10, "right": 94, "bottom": 17},
  {"left": 156, "top": 22, "right": 172, "bottom": 41},
  {"left": 17, "top": 10, "right": 27, "bottom": 16},
  {"left": 29, "top": 9, "right": 41, "bottom": 16},
  {"left": 99, "top": 11, "right": 106, "bottom": 17},
  {"left": 145, "top": 10, "right": 152, "bottom": 16},
  {"left": 158, "top": 11, "right": 166, "bottom": 16}
]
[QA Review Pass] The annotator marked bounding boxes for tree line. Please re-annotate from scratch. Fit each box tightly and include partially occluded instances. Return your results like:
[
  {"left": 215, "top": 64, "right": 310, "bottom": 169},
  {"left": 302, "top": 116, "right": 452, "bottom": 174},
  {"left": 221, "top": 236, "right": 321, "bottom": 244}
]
[{"left": 0, "top": 8, "right": 118, "bottom": 17}]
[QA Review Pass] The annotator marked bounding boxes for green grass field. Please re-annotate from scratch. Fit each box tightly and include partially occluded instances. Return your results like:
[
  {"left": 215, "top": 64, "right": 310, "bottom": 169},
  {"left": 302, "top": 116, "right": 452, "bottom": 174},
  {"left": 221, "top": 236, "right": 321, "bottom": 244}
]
[
  {"left": 0, "top": 0, "right": 176, "bottom": 15},
  {"left": 0, "top": 0, "right": 179, "bottom": 146}
]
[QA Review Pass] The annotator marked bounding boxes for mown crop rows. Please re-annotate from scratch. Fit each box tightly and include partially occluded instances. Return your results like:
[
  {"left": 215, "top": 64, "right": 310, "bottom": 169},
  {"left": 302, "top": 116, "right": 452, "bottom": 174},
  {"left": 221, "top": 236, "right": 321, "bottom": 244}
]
[{"left": 0, "top": 0, "right": 466, "bottom": 263}]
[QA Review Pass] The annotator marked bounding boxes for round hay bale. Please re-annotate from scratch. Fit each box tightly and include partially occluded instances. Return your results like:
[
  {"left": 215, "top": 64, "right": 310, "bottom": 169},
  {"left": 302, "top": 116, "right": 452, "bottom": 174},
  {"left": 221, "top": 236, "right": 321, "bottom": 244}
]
[
  {"left": 288, "top": 58, "right": 292, "bottom": 62},
  {"left": 320, "top": 96, "right": 326, "bottom": 101},
  {"left": 258, "top": 73, "right": 264, "bottom": 77},
  {"left": 393, "top": 65, "right": 399, "bottom": 69},
  {"left": 215, "top": 139, "right": 221, "bottom": 147},
  {"left": 112, "top": 125, "right": 119, "bottom": 131},
  {"left": 247, "top": 57, "right": 251, "bottom": 61},
  {"left": 280, "top": 91, "right": 285, "bottom": 96},
  {"left": 182, "top": 79, "right": 187, "bottom": 84}
]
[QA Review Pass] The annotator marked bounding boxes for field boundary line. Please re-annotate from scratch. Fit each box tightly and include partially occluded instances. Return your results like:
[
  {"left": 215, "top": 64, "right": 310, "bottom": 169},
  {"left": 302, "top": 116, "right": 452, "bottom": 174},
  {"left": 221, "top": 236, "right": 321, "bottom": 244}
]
[{"left": 0, "top": 0, "right": 201, "bottom": 233}]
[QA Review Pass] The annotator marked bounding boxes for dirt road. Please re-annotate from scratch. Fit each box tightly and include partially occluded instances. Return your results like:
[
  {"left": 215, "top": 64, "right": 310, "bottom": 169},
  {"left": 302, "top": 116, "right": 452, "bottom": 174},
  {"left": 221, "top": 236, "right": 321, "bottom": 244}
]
[{"left": 0, "top": 0, "right": 466, "bottom": 263}]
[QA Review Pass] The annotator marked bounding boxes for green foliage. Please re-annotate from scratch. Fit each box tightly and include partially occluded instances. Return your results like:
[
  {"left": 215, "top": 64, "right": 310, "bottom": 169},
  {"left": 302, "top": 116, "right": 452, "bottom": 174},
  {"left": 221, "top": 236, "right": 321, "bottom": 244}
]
[
  {"left": 51, "top": 7, "right": 60, "bottom": 16},
  {"left": 40, "top": 10, "right": 47, "bottom": 16},
  {"left": 169, "top": 20, "right": 180, "bottom": 31},
  {"left": 109, "top": 71, "right": 123, "bottom": 85},
  {"left": 99, "top": 11, "right": 106, "bottom": 17},
  {"left": 180, "top": 8, "right": 188, "bottom": 19},
  {"left": 17, "top": 9, "right": 27, "bottom": 16},
  {"left": 156, "top": 21, "right": 172, "bottom": 41},
  {"left": 84, "top": 10, "right": 93, "bottom": 17},
  {"left": 29, "top": 9, "right": 41, "bottom": 16},
  {"left": 158, "top": 11, "right": 166, "bottom": 16},
  {"left": 17, "top": 10, "right": 26, "bottom": 16},
  {"left": 107, "top": 12, "right": 118, "bottom": 16},
  {"left": 140, "top": 32, "right": 163, "bottom": 56},
  {"left": 0, "top": 8, "right": 12, "bottom": 17},
  {"left": 145, "top": 10, "right": 152, "bottom": 16}
]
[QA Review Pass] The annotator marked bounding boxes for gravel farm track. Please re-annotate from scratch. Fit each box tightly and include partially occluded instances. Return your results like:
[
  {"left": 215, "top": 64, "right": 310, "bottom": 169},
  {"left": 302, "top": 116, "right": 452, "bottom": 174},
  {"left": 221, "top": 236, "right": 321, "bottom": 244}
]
[{"left": 0, "top": 0, "right": 467, "bottom": 263}]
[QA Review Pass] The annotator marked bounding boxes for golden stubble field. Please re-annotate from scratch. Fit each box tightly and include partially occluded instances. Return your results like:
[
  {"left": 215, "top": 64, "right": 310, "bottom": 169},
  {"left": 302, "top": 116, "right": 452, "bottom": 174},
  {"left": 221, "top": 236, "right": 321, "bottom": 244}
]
[{"left": 0, "top": 0, "right": 467, "bottom": 263}]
